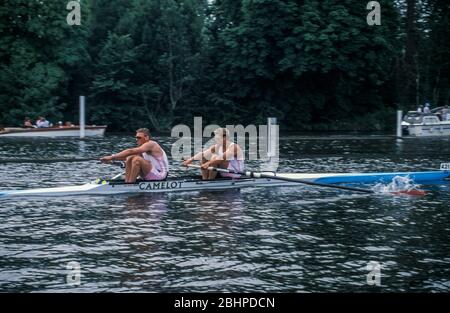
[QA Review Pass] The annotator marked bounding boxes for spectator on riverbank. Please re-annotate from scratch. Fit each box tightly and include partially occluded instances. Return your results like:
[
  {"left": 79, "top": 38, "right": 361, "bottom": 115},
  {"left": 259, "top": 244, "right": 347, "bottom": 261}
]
[
  {"left": 442, "top": 105, "right": 449, "bottom": 121},
  {"left": 23, "top": 117, "right": 34, "bottom": 128},
  {"left": 36, "top": 116, "right": 51, "bottom": 128}
]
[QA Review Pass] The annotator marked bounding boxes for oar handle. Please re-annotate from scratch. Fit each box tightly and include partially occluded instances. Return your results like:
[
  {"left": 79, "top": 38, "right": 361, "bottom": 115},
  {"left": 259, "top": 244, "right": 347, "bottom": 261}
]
[
  {"left": 186, "top": 163, "right": 230, "bottom": 173},
  {"left": 110, "top": 161, "right": 125, "bottom": 168}
]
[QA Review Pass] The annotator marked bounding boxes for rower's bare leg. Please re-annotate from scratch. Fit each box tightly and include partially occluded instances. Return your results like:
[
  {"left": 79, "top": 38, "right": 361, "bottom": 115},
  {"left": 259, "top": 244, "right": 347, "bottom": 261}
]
[
  {"left": 201, "top": 156, "right": 210, "bottom": 180},
  {"left": 125, "top": 156, "right": 137, "bottom": 182},
  {"left": 199, "top": 148, "right": 213, "bottom": 180},
  {"left": 207, "top": 156, "right": 229, "bottom": 180},
  {"left": 127, "top": 157, "right": 152, "bottom": 183}
]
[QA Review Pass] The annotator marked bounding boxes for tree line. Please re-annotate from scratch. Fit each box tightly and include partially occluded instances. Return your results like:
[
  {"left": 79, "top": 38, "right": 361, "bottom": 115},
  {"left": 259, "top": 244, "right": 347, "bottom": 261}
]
[{"left": 0, "top": 0, "right": 448, "bottom": 132}]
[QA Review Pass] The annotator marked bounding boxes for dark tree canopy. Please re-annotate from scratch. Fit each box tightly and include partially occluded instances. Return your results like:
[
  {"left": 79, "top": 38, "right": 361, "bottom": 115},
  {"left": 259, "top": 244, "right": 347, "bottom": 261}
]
[{"left": 0, "top": 0, "right": 448, "bottom": 132}]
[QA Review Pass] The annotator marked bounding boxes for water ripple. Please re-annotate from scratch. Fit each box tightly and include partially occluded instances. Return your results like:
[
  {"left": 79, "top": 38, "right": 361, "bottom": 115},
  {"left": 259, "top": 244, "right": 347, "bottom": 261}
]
[{"left": 0, "top": 135, "right": 449, "bottom": 292}]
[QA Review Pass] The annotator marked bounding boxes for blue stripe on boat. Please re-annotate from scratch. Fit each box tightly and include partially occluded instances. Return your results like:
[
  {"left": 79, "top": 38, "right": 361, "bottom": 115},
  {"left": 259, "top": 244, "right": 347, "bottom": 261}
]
[{"left": 314, "top": 171, "right": 450, "bottom": 184}]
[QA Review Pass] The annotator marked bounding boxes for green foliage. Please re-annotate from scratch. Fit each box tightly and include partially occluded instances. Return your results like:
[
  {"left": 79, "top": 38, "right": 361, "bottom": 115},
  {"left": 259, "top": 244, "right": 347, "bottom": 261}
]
[
  {"left": 0, "top": 0, "right": 448, "bottom": 132},
  {"left": 419, "top": 0, "right": 450, "bottom": 106},
  {"left": 204, "top": 0, "right": 399, "bottom": 130},
  {"left": 89, "top": 33, "right": 143, "bottom": 129},
  {"left": 0, "top": 0, "right": 90, "bottom": 126},
  {"left": 88, "top": 0, "right": 207, "bottom": 131}
]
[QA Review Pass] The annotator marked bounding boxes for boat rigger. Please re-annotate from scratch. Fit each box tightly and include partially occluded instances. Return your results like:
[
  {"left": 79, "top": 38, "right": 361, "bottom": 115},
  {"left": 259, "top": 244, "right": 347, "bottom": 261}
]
[{"left": 0, "top": 169, "right": 448, "bottom": 198}]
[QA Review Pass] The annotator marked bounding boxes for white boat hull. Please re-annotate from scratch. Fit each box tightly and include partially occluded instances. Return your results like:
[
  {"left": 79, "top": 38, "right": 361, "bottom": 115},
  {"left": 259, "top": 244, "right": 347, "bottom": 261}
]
[
  {"left": 407, "top": 123, "right": 450, "bottom": 137},
  {"left": 0, "top": 177, "right": 298, "bottom": 197},
  {"left": 0, "top": 126, "right": 107, "bottom": 138}
]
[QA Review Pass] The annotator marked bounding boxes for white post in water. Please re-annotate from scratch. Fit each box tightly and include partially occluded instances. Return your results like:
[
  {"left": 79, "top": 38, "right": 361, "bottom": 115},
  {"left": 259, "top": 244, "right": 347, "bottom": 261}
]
[
  {"left": 264, "top": 117, "right": 279, "bottom": 172},
  {"left": 396, "top": 110, "right": 403, "bottom": 138},
  {"left": 79, "top": 96, "right": 85, "bottom": 139},
  {"left": 267, "top": 117, "right": 277, "bottom": 157}
]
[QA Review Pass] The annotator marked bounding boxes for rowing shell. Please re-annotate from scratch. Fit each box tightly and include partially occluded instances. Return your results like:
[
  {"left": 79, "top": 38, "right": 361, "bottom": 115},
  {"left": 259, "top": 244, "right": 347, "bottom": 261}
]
[{"left": 0, "top": 170, "right": 448, "bottom": 198}]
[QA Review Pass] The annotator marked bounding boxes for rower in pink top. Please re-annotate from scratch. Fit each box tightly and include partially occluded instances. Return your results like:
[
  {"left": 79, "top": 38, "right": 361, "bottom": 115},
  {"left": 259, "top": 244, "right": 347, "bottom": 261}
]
[
  {"left": 100, "top": 128, "right": 169, "bottom": 183},
  {"left": 182, "top": 128, "right": 245, "bottom": 180}
]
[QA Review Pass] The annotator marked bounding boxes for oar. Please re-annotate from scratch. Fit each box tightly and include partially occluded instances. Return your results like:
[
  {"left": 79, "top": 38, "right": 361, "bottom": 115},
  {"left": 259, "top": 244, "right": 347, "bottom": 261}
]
[
  {"left": 109, "top": 161, "right": 125, "bottom": 168},
  {"left": 0, "top": 157, "right": 98, "bottom": 164},
  {"left": 102, "top": 161, "right": 125, "bottom": 180},
  {"left": 186, "top": 164, "right": 426, "bottom": 196}
]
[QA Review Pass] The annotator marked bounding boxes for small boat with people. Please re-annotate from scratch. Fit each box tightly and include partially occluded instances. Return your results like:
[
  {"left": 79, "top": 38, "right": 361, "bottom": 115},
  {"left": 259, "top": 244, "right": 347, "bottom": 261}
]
[
  {"left": 0, "top": 115, "right": 107, "bottom": 138},
  {"left": 402, "top": 105, "right": 450, "bottom": 137},
  {"left": 0, "top": 125, "right": 107, "bottom": 137}
]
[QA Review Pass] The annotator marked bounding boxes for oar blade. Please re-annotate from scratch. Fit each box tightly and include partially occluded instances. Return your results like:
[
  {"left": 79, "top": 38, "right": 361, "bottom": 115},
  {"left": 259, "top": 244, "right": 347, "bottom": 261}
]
[{"left": 391, "top": 189, "right": 427, "bottom": 196}]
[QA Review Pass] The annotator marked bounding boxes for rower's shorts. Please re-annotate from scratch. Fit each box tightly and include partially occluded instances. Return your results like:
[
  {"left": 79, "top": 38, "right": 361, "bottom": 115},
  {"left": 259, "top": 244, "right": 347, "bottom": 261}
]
[
  {"left": 220, "top": 160, "right": 244, "bottom": 179},
  {"left": 144, "top": 167, "right": 167, "bottom": 181}
]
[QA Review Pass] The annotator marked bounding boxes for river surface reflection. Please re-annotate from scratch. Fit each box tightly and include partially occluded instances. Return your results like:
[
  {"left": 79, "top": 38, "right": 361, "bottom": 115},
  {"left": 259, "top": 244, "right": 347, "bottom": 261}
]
[{"left": 0, "top": 134, "right": 449, "bottom": 292}]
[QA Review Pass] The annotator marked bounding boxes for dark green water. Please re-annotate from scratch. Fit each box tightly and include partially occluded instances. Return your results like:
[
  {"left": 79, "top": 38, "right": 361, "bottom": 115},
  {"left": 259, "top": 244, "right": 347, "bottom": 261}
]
[{"left": 0, "top": 134, "right": 449, "bottom": 292}]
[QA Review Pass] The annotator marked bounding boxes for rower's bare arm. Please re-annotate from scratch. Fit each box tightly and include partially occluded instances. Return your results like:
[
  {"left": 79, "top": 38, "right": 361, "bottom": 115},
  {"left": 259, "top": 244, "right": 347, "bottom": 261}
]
[
  {"left": 182, "top": 146, "right": 215, "bottom": 166},
  {"left": 124, "top": 142, "right": 155, "bottom": 156},
  {"left": 222, "top": 144, "right": 240, "bottom": 161},
  {"left": 100, "top": 142, "right": 154, "bottom": 163}
]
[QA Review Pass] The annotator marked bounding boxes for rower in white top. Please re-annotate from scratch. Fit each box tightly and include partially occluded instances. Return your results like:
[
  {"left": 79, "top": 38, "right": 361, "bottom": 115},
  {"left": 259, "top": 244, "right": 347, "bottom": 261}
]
[
  {"left": 183, "top": 128, "right": 244, "bottom": 180},
  {"left": 100, "top": 128, "right": 169, "bottom": 182}
]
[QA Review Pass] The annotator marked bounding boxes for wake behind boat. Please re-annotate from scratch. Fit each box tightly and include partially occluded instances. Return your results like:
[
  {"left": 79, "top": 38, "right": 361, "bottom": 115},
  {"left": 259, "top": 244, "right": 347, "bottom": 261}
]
[{"left": 1, "top": 168, "right": 449, "bottom": 198}]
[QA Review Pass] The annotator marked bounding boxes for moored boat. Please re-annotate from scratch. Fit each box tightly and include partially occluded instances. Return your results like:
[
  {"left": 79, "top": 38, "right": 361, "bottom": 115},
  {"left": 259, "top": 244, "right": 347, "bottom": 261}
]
[
  {"left": 0, "top": 125, "right": 107, "bottom": 138},
  {"left": 402, "top": 111, "right": 450, "bottom": 137}
]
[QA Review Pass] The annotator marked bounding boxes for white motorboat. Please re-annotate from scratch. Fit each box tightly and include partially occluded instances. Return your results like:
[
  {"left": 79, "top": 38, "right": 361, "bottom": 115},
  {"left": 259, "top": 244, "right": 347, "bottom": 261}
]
[{"left": 402, "top": 110, "right": 450, "bottom": 137}]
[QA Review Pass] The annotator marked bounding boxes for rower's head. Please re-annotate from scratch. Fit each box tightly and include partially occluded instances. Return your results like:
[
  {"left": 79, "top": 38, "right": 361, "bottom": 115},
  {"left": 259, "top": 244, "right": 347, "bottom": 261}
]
[
  {"left": 135, "top": 128, "right": 151, "bottom": 145},
  {"left": 213, "top": 128, "right": 229, "bottom": 143}
]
